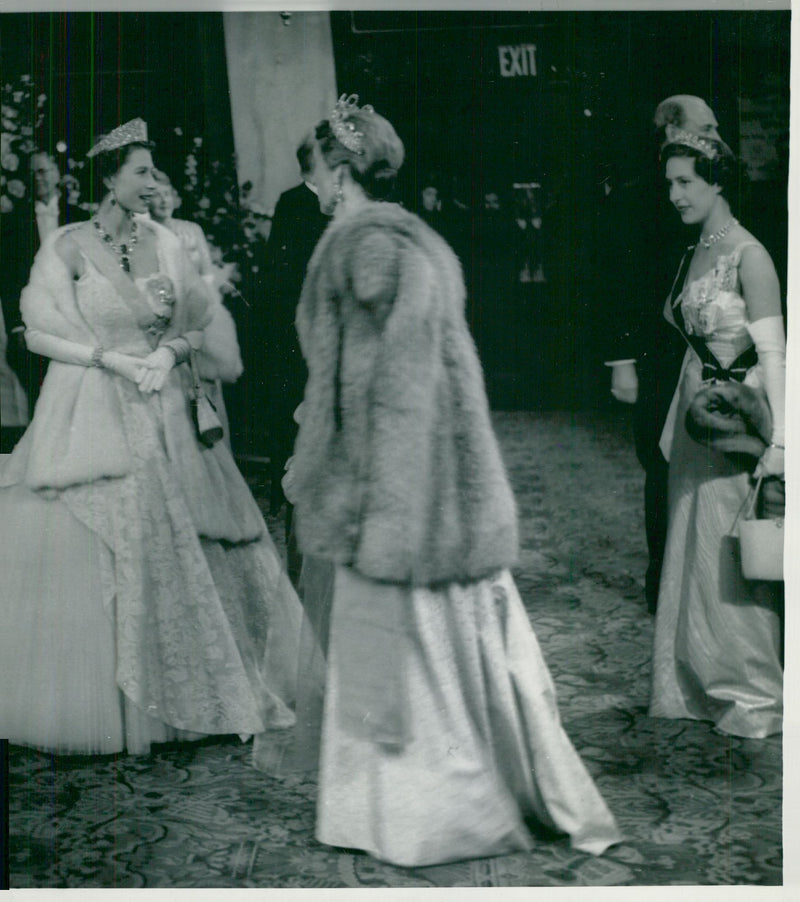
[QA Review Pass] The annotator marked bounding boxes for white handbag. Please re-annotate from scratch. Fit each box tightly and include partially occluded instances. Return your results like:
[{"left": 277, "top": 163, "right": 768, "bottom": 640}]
[{"left": 733, "top": 476, "right": 784, "bottom": 581}]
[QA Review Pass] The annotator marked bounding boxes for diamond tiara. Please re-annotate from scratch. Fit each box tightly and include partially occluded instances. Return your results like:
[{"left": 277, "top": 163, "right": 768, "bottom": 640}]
[
  {"left": 662, "top": 124, "right": 719, "bottom": 161},
  {"left": 87, "top": 118, "right": 150, "bottom": 158},
  {"left": 329, "top": 94, "right": 374, "bottom": 155}
]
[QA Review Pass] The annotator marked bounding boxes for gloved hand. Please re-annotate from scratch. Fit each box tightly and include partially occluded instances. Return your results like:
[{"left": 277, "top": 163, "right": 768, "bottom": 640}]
[
  {"left": 102, "top": 350, "right": 147, "bottom": 385},
  {"left": 136, "top": 346, "right": 176, "bottom": 393},
  {"left": 609, "top": 361, "right": 638, "bottom": 404}
]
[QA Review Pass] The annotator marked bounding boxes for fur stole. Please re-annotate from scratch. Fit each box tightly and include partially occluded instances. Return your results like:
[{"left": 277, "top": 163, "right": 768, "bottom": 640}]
[
  {"left": 291, "top": 202, "right": 518, "bottom": 586},
  {"left": 1, "top": 221, "right": 211, "bottom": 491}
]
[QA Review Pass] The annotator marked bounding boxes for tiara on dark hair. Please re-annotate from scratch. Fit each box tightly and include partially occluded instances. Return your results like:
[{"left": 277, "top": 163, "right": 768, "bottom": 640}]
[
  {"left": 87, "top": 118, "right": 151, "bottom": 158},
  {"left": 661, "top": 124, "right": 719, "bottom": 161}
]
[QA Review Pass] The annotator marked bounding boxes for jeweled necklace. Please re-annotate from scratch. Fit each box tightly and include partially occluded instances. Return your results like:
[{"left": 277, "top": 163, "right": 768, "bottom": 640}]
[
  {"left": 699, "top": 216, "right": 738, "bottom": 249},
  {"left": 93, "top": 216, "right": 138, "bottom": 272}
]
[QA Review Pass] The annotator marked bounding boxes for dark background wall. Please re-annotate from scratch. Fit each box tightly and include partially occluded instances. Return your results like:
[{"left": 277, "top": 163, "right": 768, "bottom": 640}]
[
  {"left": 0, "top": 10, "right": 790, "bottom": 413},
  {"left": 330, "top": 10, "right": 789, "bottom": 408},
  {"left": 0, "top": 13, "right": 235, "bottom": 197}
]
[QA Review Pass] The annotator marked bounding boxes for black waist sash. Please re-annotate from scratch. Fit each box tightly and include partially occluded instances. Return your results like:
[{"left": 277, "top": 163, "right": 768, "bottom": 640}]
[{"left": 668, "top": 247, "right": 757, "bottom": 383}]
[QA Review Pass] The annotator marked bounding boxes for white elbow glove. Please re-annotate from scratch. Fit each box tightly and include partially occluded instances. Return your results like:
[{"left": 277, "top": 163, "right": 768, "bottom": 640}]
[
  {"left": 748, "top": 315, "right": 785, "bottom": 477},
  {"left": 24, "top": 329, "right": 95, "bottom": 366},
  {"left": 25, "top": 329, "right": 145, "bottom": 385}
]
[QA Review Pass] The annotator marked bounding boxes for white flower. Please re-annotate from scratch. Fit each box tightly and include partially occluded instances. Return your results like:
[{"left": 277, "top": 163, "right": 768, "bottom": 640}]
[
  {"left": 0, "top": 195, "right": 13, "bottom": 213},
  {"left": 174, "top": 126, "right": 183, "bottom": 135},
  {"left": 37, "top": 93, "right": 47, "bottom": 107},
  {"left": 2, "top": 153, "right": 19, "bottom": 172},
  {"left": 197, "top": 197, "right": 210, "bottom": 210},
  {"left": 6, "top": 179, "right": 25, "bottom": 198}
]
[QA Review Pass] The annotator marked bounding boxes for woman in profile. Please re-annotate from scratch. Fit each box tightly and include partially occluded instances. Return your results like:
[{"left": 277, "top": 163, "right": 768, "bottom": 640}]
[
  {"left": 265, "top": 95, "right": 621, "bottom": 867},
  {"left": 0, "top": 119, "right": 303, "bottom": 755},
  {"left": 649, "top": 124, "right": 784, "bottom": 739}
]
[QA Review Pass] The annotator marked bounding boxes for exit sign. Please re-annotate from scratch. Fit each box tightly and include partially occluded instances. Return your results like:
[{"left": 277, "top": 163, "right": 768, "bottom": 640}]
[{"left": 498, "top": 44, "right": 538, "bottom": 77}]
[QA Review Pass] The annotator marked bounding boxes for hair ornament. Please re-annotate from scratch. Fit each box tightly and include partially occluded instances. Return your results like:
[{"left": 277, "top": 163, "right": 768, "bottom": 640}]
[
  {"left": 329, "top": 94, "right": 374, "bottom": 155},
  {"left": 87, "top": 118, "right": 150, "bottom": 158},
  {"left": 662, "top": 123, "right": 719, "bottom": 161}
]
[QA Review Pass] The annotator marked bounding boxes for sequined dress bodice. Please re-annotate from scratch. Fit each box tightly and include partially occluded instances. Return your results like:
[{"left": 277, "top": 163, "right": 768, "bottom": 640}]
[{"left": 669, "top": 243, "right": 759, "bottom": 368}]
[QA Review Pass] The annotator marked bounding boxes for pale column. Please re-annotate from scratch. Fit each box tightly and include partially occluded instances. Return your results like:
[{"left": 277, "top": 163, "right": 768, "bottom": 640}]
[{"left": 223, "top": 11, "right": 338, "bottom": 219}]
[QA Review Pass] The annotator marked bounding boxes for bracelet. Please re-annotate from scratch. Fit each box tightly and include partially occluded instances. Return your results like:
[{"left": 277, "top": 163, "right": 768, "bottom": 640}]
[
  {"left": 163, "top": 337, "right": 191, "bottom": 364},
  {"left": 90, "top": 346, "right": 105, "bottom": 368}
]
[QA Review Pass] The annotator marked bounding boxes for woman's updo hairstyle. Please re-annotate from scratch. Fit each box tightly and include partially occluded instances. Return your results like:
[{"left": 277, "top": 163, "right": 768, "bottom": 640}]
[
  {"left": 661, "top": 135, "right": 738, "bottom": 195},
  {"left": 315, "top": 94, "right": 405, "bottom": 200}
]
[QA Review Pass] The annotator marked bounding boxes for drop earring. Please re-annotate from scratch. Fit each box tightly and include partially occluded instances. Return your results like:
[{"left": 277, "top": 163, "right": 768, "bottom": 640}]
[{"left": 109, "top": 188, "right": 117, "bottom": 207}]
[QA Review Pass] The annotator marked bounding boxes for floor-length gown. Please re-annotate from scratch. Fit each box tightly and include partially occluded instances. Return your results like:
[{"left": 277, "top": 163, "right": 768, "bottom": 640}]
[
  {"left": 650, "top": 242, "right": 783, "bottom": 738},
  {"left": 256, "top": 560, "right": 622, "bottom": 866},
  {"left": 0, "top": 244, "right": 303, "bottom": 755}
]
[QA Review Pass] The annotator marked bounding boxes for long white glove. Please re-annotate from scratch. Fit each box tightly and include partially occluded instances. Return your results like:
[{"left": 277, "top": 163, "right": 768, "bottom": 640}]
[
  {"left": 748, "top": 315, "right": 785, "bottom": 477},
  {"left": 25, "top": 329, "right": 144, "bottom": 384}
]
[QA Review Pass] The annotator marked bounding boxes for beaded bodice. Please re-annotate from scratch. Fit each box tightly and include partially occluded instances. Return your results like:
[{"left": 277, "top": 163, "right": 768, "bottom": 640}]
[
  {"left": 74, "top": 253, "right": 175, "bottom": 354},
  {"left": 669, "top": 243, "right": 759, "bottom": 368}
]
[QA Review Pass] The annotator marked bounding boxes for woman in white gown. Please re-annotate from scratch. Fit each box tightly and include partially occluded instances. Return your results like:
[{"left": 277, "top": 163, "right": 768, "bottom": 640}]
[
  {"left": 255, "top": 95, "right": 621, "bottom": 867},
  {"left": 649, "top": 125, "right": 784, "bottom": 738},
  {"left": 0, "top": 119, "right": 303, "bottom": 755}
]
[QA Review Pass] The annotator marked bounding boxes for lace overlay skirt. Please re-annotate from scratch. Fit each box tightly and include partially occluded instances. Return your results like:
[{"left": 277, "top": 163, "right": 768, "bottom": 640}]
[{"left": 0, "top": 378, "right": 302, "bottom": 754}]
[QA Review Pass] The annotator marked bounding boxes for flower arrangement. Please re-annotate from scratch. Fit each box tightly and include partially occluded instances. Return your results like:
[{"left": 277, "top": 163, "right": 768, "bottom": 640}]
[
  {"left": 2, "top": 81, "right": 270, "bottom": 308},
  {"left": 179, "top": 132, "right": 271, "bottom": 291},
  {"left": 1, "top": 75, "right": 97, "bottom": 218},
  {"left": 1, "top": 75, "right": 45, "bottom": 214}
]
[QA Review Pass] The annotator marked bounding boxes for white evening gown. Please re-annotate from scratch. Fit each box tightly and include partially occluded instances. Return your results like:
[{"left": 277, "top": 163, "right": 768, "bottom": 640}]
[
  {"left": 0, "top": 254, "right": 302, "bottom": 755},
  {"left": 650, "top": 242, "right": 783, "bottom": 738},
  {"left": 256, "top": 562, "right": 621, "bottom": 867}
]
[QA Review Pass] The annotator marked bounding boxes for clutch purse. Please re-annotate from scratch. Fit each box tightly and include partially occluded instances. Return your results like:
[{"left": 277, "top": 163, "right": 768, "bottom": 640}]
[
  {"left": 732, "top": 476, "right": 784, "bottom": 581},
  {"left": 189, "top": 348, "right": 224, "bottom": 448}
]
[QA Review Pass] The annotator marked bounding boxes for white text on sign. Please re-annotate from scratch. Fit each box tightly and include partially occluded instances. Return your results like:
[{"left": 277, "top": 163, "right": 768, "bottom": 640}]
[{"left": 498, "top": 45, "right": 538, "bottom": 77}]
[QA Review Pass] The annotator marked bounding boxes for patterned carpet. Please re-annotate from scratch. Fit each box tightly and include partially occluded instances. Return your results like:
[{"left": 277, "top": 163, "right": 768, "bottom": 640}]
[{"left": 6, "top": 408, "right": 782, "bottom": 888}]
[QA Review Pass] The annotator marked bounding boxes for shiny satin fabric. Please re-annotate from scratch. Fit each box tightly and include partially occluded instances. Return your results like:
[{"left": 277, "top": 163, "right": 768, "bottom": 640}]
[{"left": 256, "top": 564, "right": 622, "bottom": 866}]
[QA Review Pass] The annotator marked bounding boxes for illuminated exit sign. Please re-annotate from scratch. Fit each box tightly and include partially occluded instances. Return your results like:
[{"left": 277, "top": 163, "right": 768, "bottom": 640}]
[{"left": 498, "top": 44, "right": 538, "bottom": 77}]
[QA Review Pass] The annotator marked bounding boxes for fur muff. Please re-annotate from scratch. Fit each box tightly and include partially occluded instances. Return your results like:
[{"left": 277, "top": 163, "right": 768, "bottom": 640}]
[{"left": 291, "top": 202, "right": 518, "bottom": 586}]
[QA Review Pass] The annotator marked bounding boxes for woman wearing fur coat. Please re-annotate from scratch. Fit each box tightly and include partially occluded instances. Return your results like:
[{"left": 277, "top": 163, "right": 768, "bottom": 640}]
[{"left": 266, "top": 95, "right": 621, "bottom": 866}]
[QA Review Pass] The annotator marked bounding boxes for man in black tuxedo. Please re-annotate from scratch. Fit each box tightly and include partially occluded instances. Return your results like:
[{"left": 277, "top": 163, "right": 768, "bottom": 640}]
[
  {"left": 262, "top": 133, "right": 331, "bottom": 578},
  {"left": 1, "top": 152, "right": 80, "bottom": 449},
  {"left": 605, "top": 96, "right": 724, "bottom": 613}
]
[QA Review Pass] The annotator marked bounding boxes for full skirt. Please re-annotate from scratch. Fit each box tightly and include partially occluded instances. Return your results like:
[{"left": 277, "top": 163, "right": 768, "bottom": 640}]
[
  {"left": 0, "top": 377, "right": 303, "bottom": 755},
  {"left": 650, "top": 356, "right": 783, "bottom": 738},
  {"left": 259, "top": 563, "right": 622, "bottom": 867}
]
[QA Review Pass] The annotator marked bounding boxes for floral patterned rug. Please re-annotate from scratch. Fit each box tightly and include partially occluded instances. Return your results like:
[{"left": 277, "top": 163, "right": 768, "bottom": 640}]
[{"left": 6, "top": 409, "right": 782, "bottom": 888}]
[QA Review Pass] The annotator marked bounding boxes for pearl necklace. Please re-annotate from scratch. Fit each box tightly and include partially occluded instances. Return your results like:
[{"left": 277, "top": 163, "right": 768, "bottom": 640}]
[
  {"left": 699, "top": 216, "right": 738, "bottom": 249},
  {"left": 93, "top": 216, "right": 138, "bottom": 272}
]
